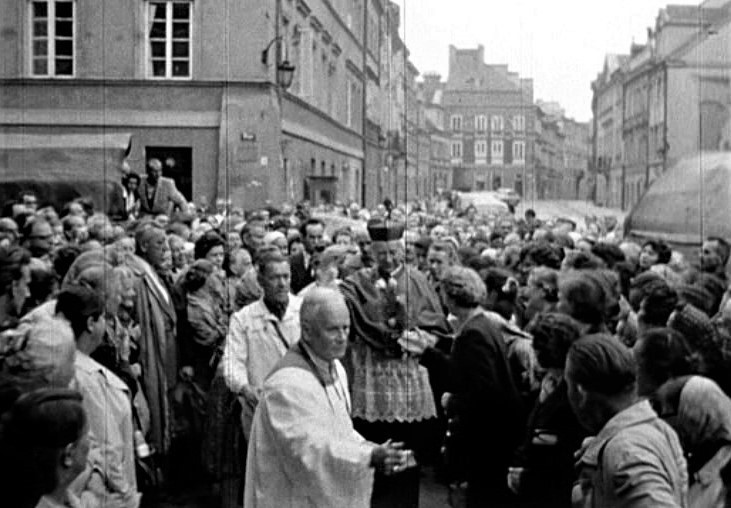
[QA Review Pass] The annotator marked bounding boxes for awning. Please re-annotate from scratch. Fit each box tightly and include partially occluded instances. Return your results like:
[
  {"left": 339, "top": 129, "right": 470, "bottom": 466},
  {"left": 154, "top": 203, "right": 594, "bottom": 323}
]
[
  {"left": 0, "top": 132, "right": 132, "bottom": 180},
  {"left": 625, "top": 151, "right": 731, "bottom": 245},
  {"left": 0, "top": 132, "right": 132, "bottom": 151},
  {"left": 0, "top": 132, "right": 132, "bottom": 217}
]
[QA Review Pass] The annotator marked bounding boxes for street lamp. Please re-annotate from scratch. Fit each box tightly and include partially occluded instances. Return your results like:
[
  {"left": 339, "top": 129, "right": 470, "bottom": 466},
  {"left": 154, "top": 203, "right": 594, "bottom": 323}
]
[
  {"left": 261, "top": 38, "right": 296, "bottom": 90},
  {"left": 276, "top": 60, "right": 295, "bottom": 90}
]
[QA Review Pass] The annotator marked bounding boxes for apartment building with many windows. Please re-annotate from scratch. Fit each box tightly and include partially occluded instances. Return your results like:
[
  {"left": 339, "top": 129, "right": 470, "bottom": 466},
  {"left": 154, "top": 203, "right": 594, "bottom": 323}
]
[
  {"left": 591, "top": 1, "right": 731, "bottom": 210},
  {"left": 1, "top": 0, "right": 391, "bottom": 208},
  {"left": 438, "top": 45, "right": 536, "bottom": 199}
]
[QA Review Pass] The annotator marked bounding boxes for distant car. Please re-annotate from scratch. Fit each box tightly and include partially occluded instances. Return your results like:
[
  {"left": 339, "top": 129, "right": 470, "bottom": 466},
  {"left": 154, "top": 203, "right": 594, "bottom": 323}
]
[
  {"left": 495, "top": 188, "right": 521, "bottom": 207},
  {"left": 456, "top": 191, "right": 510, "bottom": 216}
]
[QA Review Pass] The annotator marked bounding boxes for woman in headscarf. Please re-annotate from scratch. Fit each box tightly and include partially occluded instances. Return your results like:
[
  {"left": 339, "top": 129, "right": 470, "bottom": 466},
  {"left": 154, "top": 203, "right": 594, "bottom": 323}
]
[{"left": 634, "top": 327, "right": 731, "bottom": 506}]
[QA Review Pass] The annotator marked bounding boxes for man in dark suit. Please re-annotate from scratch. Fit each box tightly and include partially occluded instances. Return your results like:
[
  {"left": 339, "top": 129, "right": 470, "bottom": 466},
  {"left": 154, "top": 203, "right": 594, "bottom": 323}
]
[
  {"left": 290, "top": 218, "right": 325, "bottom": 293},
  {"left": 138, "top": 158, "right": 188, "bottom": 216}
]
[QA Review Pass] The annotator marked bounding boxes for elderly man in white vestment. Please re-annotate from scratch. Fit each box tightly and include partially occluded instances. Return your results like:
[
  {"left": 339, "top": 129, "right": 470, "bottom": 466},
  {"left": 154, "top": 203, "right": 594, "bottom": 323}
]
[{"left": 244, "top": 287, "right": 412, "bottom": 508}]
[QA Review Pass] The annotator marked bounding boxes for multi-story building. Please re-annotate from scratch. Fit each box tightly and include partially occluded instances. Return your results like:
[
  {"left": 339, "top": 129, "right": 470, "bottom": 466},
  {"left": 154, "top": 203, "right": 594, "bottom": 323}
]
[
  {"left": 378, "top": 0, "right": 406, "bottom": 203},
  {"left": 621, "top": 42, "right": 654, "bottom": 209},
  {"left": 534, "top": 104, "right": 564, "bottom": 200},
  {"left": 418, "top": 72, "right": 452, "bottom": 194},
  {"left": 591, "top": 54, "right": 627, "bottom": 208},
  {"left": 563, "top": 118, "right": 592, "bottom": 200},
  {"left": 0, "top": 0, "right": 393, "bottom": 209},
  {"left": 440, "top": 45, "right": 536, "bottom": 200},
  {"left": 591, "top": 1, "right": 731, "bottom": 210},
  {"left": 533, "top": 101, "right": 590, "bottom": 201}
]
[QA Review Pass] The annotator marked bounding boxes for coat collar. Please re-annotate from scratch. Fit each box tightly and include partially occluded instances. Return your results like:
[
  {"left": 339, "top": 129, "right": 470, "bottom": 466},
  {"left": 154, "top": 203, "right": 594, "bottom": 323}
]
[
  {"left": 75, "top": 351, "right": 130, "bottom": 392},
  {"left": 250, "top": 295, "right": 301, "bottom": 323},
  {"left": 580, "top": 399, "right": 658, "bottom": 467}
]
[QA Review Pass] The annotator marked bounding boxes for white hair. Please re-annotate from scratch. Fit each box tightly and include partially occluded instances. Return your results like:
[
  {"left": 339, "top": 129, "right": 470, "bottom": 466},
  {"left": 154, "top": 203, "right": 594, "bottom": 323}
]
[{"left": 300, "top": 287, "right": 346, "bottom": 335}]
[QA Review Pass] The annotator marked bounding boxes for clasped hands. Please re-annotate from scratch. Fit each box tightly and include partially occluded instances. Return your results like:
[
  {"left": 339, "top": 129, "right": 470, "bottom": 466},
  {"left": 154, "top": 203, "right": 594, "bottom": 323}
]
[
  {"left": 370, "top": 440, "right": 416, "bottom": 475},
  {"left": 396, "top": 328, "right": 436, "bottom": 356}
]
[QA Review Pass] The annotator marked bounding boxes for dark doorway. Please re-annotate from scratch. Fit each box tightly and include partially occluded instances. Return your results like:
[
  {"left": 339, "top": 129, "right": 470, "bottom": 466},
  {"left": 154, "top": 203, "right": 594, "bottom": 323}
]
[
  {"left": 145, "top": 146, "right": 193, "bottom": 200},
  {"left": 307, "top": 176, "right": 337, "bottom": 205}
]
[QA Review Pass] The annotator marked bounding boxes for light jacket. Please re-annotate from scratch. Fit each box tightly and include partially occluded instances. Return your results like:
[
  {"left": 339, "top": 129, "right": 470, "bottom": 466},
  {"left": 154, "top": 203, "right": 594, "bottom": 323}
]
[{"left": 574, "top": 399, "right": 688, "bottom": 508}]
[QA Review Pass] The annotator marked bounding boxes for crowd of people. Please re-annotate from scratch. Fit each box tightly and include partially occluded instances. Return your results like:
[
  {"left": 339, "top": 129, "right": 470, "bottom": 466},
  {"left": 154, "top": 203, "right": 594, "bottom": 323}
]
[{"left": 1, "top": 161, "right": 731, "bottom": 508}]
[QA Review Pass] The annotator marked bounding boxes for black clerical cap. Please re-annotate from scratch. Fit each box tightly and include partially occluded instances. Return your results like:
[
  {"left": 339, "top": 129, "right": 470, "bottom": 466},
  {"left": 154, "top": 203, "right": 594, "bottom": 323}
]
[{"left": 367, "top": 219, "right": 405, "bottom": 242}]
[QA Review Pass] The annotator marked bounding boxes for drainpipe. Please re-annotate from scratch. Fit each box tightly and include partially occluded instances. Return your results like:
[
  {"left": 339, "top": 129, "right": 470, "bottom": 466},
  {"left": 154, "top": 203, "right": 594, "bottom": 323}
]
[
  {"left": 590, "top": 87, "right": 598, "bottom": 204},
  {"left": 662, "top": 61, "right": 668, "bottom": 174},
  {"left": 621, "top": 75, "right": 627, "bottom": 210},
  {"left": 644, "top": 68, "right": 651, "bottom": 192},
  {"left": 360, "top": 0, "right": 368, "bottom": 206}
]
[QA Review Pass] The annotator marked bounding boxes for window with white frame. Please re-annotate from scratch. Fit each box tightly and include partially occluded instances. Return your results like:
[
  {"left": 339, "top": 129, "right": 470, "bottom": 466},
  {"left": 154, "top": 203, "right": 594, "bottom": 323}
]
[
  {"left": 513, "top": 140, "right": 525, "bottom": 164},
  {"left": 491, "top": 140, "right": 504, "bottom": 164},
  {"left": 346, "top": 79, "right": 353, "bottom": 127},
  {"left": 346, "top": 77, "right": 360, "bottom": 128},
  {"left": 451, "top": 141, "right": 463, "bottom": 159},
  {"left": 475, "top": 115, "right": 487, "bottom": 132},
  {"left": 30, "top": 0, "right": 75, "bottom": 77},
  {"left": 475, "top": 140, "right": 487, "bottom": 158},
  {"left": 491, "top": 115, "right": 504, "bottom": 132},
  {"left": 450, "top": 115, "right": 463, "bottom": 131},
  {"left": 147, "top": 1, "right": 192, "bottom": 78},
  {"left": 513, "top": 114, "right": 525, "bottom": 131},
  {"left": 513, "top": 115, "right": 525, "bottom": 132}
]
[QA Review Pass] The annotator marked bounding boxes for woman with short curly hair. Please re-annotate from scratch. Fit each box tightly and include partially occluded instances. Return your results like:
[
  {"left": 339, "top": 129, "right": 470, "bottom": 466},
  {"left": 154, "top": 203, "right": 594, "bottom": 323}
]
[
  {"left": 182, "top": 259, "right": 227, "bottom": 389},
  {"left": 413, "top": 266, "right": 525, "bottom": 506}
]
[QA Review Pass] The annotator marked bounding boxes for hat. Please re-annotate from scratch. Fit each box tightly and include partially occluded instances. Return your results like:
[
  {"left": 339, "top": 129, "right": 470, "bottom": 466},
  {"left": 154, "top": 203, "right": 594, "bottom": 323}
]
[
  {"left": 316, "top": 245, "right": 349, "bottom": 268},
  {"left": 367, "top": 219, "right": 404, "bottom": 242},
  {"left": 0, "top": 316, "right": 75, "bottom": 390},
  {"left": 668, "top": 303, "right": 718, "bottom": 355},
  {"left": 675, "top": 284, "right": 713, "bottom": 316}
]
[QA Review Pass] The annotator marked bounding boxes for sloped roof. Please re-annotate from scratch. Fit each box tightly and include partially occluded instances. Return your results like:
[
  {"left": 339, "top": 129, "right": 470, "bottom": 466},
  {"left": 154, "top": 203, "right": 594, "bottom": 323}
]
[
  {"left": 665, "top": 7, "right": 731, "bottom": 61},
  {"left": 446, "top": 48, "right": 525, "bottom": 92},
  {"left": 662, "top": 4, "right": 726, "bottom": 23},
  {"left": 424, "top": 117, "right": 441, "bottom": 132},
  {"left": 605, "top": 54, "right": 629, "bottom": 73}
]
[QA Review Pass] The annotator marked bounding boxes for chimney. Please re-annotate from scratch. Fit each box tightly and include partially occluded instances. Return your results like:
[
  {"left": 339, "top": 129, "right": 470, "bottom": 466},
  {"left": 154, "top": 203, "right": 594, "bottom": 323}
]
[
  {"left": 423, "top": 72, "right": 441, "bottom": 84},
  {"left": 448, "top": 45, "right": 457, "bottom": 77}
]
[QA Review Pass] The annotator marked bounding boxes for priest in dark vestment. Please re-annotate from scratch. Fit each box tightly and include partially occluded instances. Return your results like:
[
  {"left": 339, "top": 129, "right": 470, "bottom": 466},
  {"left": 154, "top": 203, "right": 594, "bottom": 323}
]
[{"left": 341, "top": 219, "right": 452, "bottom": 507}]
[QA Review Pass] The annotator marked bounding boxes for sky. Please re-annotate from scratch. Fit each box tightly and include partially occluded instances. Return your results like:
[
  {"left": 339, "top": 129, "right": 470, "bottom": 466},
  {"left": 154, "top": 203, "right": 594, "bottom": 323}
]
[{"left": 391, "top": 0, "right": 681, "bottom": 122}]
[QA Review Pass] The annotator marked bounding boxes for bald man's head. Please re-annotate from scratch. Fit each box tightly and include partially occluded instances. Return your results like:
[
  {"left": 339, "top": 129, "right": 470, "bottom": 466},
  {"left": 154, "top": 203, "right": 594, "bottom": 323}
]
[{"left": 300, "top": 287, "right": 350, "bottom": 361}]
